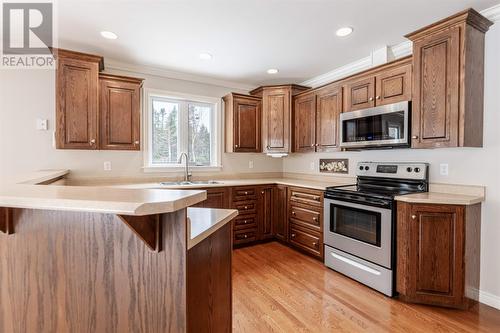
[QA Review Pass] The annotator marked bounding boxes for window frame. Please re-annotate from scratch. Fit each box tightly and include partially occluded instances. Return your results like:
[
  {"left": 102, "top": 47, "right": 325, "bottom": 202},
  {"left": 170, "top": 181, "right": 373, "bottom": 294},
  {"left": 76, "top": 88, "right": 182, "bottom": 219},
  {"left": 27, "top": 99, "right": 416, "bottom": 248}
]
[{"left": 143, "top": 88, "right": 222, "bottom": 172}]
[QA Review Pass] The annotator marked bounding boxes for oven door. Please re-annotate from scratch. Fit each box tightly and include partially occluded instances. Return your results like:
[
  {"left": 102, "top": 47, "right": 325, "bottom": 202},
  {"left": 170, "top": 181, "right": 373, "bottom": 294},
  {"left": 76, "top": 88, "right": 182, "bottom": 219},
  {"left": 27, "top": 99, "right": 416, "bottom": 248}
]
[
  {"left": 340, "top": 101, "right": 409, "bottom": 149},
  {"left": 324, "top": 198, "right": 392, "bottom": 269}
]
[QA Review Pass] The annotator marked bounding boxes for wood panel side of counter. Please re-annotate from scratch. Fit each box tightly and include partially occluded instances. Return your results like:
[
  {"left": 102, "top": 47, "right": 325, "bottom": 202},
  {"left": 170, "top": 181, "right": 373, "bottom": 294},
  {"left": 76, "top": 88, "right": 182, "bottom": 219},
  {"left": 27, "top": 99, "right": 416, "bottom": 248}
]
[
  {"left": 0, "top": 208, "right": 187, "bottom": 333},
  {"left": 0, "top": 208, "right": 13, "bottom": 234}
]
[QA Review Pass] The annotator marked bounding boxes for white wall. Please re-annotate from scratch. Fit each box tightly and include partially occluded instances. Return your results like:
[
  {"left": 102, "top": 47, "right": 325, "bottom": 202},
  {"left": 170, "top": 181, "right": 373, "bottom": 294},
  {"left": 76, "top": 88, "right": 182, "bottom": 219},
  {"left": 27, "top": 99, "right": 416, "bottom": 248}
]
[
  {"left": 284, "top": 23, "right": 500, "bottom": 307},
  {"left": 0, "top": 68, "right": 281, "bottom": 181}
]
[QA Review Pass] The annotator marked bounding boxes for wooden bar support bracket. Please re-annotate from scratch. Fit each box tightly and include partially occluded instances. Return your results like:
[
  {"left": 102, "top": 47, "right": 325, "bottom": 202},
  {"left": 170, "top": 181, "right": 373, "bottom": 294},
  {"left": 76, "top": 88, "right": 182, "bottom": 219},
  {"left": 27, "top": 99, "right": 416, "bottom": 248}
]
[
  {"left": 0, "top": 208, "right": 14, "bottom": 235},
  {"left": 117, "top": 214, "right": 162, "bottom": 252}
]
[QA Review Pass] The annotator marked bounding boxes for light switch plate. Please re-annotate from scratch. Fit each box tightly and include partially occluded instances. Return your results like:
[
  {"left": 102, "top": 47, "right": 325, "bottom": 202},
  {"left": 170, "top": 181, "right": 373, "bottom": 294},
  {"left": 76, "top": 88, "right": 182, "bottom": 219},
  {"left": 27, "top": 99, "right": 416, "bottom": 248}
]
[
  {"left": 309, "top": 162, "right": 315, "bottom": 171},
  {"left": 248, "top": 160, "right": 254, "bottom": 169},
  {"left": 36, "top": 119, "right": 48, "bottom": 131}
]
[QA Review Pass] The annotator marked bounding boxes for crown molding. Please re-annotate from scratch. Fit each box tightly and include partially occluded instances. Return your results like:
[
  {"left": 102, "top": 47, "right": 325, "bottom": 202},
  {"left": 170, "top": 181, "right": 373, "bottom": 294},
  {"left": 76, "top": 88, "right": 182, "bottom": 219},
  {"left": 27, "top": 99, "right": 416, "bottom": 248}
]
[
  {"left": 104, "top": 59, "right": 256, "bottom": 92},
  {"left": 301, "top": 4, "right": 498, "bottom": 88},
  {"left": 482, "top": 3, "right": 500, "bottom": 22}
]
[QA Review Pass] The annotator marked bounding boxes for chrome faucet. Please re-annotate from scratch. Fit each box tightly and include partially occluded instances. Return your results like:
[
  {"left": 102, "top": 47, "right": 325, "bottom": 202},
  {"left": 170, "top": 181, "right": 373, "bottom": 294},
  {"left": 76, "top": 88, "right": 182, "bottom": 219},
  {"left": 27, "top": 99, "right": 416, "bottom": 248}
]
[{"left": 178, "top": 152, "right": 192, "bottom": 183}]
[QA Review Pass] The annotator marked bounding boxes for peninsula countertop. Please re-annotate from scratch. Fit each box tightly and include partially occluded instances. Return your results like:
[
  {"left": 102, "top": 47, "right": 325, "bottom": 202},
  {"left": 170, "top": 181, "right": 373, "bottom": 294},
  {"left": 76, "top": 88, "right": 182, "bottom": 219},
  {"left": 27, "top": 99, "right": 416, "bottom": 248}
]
[{"left": 0, "top": 170, "right": 207, "bottom": 216}]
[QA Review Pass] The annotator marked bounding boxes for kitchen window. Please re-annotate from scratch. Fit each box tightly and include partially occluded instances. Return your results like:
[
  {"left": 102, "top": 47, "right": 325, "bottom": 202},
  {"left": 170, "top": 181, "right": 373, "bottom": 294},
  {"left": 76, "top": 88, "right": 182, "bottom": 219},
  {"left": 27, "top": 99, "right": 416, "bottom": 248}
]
[{"left": 143, "top": 90, "right": 221, "bottom": 171}]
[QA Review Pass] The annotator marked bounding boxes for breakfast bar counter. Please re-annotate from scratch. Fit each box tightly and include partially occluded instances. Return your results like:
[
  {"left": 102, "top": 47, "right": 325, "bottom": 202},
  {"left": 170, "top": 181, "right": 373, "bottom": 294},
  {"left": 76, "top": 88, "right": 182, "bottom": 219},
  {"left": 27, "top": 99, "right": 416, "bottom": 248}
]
[{"left": 0, "top": 171, "right": 237, "bottom": 333}]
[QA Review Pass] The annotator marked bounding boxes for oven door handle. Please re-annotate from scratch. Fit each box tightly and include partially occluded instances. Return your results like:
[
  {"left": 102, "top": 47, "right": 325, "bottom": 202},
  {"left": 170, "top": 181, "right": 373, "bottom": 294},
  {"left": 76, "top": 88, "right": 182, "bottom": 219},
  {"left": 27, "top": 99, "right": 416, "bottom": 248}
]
[{"left": 330, "top": 252, "right": 381, "bottom": 276}]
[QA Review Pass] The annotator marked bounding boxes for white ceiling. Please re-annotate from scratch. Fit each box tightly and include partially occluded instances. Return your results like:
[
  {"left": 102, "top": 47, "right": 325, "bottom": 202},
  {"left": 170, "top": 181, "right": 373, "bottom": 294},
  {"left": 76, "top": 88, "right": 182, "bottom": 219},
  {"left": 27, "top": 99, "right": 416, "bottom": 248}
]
[{"left": 57, "top": 0, "right": 499, "bottom": 87}]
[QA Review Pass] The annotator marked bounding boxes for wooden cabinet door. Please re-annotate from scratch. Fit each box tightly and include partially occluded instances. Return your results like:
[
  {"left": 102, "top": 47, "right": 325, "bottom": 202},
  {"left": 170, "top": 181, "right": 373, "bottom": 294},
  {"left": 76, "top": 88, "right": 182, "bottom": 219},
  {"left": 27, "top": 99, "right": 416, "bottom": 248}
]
[
  {"left": 272, "top": 185, "right": 288, "bottom": 241},
  {"left": 99, "top": 75, "right": 142, "bottom": 150},
  {"left": 56, "top": 57, "right": 99, "bottom": 149},
  {"left": 193, "top": 188, "right": 228, "bottom": 209},
  {"left": 316, "top": 85, "right": 342, "bottom": 152},
  {"left": 344, "top": 76, "right": 375, "bottom": 112},
  {"left": 262, "top": 88, "right": 291, "bottom": 153},
  {"left": 233, "top": 96, "right": 261, "bottom": 152},
  {"left": 405, "top": 204, "right": 464, "bottom": 306},
  {"left": 375, "top": 63, "right": 412, "bottom": 106},
  {"left": 258, "top": 186, "right": 273, "bottom": 240},
  {"left": 412, "top": 26, "right": 460, "bottom": 148},
  {"left": 293, "top": 93, "right": 316, "bottom": 153}
]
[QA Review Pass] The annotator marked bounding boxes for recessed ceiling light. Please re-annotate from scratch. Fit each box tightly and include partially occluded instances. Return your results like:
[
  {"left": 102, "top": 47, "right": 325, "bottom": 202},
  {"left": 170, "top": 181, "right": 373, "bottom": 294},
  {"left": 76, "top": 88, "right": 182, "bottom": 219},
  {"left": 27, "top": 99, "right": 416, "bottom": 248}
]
[
  {"left": 336, "top": 27, "right": 353, "bottom": 37},
  {"left": 100, "top": 31, "right": 118, "bottom": 40},
  {"left": 199, "top": 52, "right": 213, "bottom": 60},
  {"left": 267, "top": 68, "right": 279, "bottom": 74}
]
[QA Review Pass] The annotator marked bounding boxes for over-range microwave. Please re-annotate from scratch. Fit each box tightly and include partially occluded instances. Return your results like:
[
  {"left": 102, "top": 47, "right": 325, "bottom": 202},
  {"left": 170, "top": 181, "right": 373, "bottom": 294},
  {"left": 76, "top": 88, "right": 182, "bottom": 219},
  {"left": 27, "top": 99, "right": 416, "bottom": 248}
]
[{"left": 339, "top": 101, "right": 410, "bottom": 149}]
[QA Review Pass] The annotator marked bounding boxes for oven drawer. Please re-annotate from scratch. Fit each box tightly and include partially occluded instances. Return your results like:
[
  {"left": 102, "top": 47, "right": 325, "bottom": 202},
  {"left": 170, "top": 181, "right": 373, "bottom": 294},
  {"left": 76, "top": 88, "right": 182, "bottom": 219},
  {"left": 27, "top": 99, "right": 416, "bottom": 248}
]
[
  {"left": 233, "top": 215, "right": 257, "bottom": 231},
  {"left": 234, "top": 228, "right": 257, "bottom": 245},
  {"left": 232, "top": 186, "right": 257, "bottom": 202},
  {"left": 290, "top": 205, "right": 321, "bottom": 230},
  {"left": 324, "top": 245, "right": 393, "bottom": 296},
  {"left": 234, "top": 201, "right": 256, "bottom": 214},
  {"left": 289, "top": 187, "right": 323, "bottom": 207},
  {"left": 289, "top": 223, "right": 322, "bottom": 258}
]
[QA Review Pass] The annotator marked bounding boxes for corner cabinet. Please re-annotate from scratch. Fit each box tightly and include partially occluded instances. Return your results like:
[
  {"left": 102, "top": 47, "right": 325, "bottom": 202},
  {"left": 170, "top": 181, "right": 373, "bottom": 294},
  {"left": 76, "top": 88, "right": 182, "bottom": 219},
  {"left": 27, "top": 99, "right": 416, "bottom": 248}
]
[
  {"left": 406, "top": 9, "right": 493, "bottom": 148},
  {"left": 55, "top": 49, "right": 144, "bottom": 151},
  {"left": 250, "top": 85, "right": 309, "bottom": 154},
  {"left": 99, "top": 74, "right": 143, "bottom": 150},
  {"left": 397, "top": 202, "right": 481, "bottom": 309},
  {"left": 55, "top": 50, "right": 102, "bottom": 149},
  {"left": 223, "top": 93, "right": 261, "bottom": 153}
]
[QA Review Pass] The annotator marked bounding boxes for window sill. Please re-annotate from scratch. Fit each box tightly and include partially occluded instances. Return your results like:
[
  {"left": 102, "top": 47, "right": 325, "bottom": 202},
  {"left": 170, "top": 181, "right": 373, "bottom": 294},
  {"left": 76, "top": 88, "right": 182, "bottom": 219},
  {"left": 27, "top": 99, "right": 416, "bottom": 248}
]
[{"left": 142, "top": 165, "right": 223, "bottom": 173}]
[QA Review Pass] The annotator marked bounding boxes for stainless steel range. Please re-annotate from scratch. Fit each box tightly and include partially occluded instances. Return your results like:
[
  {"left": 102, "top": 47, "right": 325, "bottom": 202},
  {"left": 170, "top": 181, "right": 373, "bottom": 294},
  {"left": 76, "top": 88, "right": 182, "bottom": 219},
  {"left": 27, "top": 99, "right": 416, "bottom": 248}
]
[{"left": 323, "top": 162, "right": 429, "bottom": 296}]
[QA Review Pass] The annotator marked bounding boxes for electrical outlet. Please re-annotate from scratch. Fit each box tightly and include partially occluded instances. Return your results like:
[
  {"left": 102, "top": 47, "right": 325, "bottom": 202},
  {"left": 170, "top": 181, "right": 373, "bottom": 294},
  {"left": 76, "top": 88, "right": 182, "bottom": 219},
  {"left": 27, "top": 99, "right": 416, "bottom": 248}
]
[
  {"left": 36, "top": 119, "right": 48, "bottom": 131},
  {"left": 104, "top": 161, "right": 112, "bottom": 171},
  {"left": 309, "top": 161, "right": 315, "bottom": 171},
  {"left": 248, "top": 160, "right": 254, "bottom": 169},
  {"left": 439, "top": 163, "right": 449, "bottom": 176}
]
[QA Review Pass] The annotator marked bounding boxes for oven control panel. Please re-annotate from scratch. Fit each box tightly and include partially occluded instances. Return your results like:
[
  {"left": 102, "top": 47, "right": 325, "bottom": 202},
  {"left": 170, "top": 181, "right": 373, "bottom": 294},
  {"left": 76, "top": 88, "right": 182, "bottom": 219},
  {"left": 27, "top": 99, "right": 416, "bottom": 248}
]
[{"left": 356, "top": 162, "right": 428, "bottom": 180}]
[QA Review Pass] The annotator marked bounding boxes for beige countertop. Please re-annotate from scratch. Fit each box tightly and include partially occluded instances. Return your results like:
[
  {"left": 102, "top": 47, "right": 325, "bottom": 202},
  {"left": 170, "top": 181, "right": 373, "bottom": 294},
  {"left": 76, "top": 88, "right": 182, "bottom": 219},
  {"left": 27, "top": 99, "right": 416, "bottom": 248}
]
[
  {"left": 187, "top": 207, "right": 238, "bottom": 249},
  {"left": 0, "top": 170, "right": 207, "bottom": 216},
  {"left": 108, "top": 177, "right": 353, "bottom": 191},
  {"left": 395, "top": 192, "right": 485, "bottom": 206}
]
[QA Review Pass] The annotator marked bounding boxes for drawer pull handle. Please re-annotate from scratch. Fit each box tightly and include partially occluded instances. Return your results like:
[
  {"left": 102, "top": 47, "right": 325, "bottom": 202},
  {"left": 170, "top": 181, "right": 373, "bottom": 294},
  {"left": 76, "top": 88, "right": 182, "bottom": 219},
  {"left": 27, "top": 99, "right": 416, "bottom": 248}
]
[
  {"left": 291, "top": 233, "right": 296, "bottom": 238},
  {"left": 244, "top": 206, "right": 248, "bottom": 210},
  {"left": 312, "top": 217, "right": 317, "bottom": 221},
  {"left": 313, "top": 242, "right": 317, "bottom": 247},
  {"left": 244, "top": 234, "right": 248, "bottom": 239},
  {"left": 292, "top": 211, "right": 296, "bottom": 215},
  {"left": 244, "top": 220, "right": 248, "bottom": 224},
  {"left": 244, "top": 191, "right": 248, "bottom": 195}
]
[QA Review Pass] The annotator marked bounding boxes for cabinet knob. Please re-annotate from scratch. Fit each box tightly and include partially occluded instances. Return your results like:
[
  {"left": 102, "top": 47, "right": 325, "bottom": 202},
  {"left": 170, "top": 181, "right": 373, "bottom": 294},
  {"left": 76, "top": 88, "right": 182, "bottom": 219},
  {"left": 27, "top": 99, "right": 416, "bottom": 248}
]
[
  {"left": 412, "top": 135, "right": 419, "bottom": 140},
  {"left": 376, "top": 96, "right": 381, "bottom": 100},
  {"left": 369, "top": 97, "right": 374, "bottom": 101},
  {"left": 313, "top": 242, "right": 317, "bottom": 247},
  {"left": 244, "top": 206, "right": 248, "bottom": 210},
  {"left": 411, "top": 215, "right": 417, "bottom": 220},
  {"left": 291, "top": 233, "right": 296, "bottom": 238},
  {"left": 292, "top": 211, "right": 296, "bottom": 215},
  {"left": 244, "top": 234, "right": 248, "bottom": 239},
  {"left": 315, "top": 144, "right": 319, "bottom": 147},
  {"left": 310, "top": 144, "right": 314, "bottom": 147},
  {"left": 313, "top": 217, "right": 317, "bottom": 221},
  {"left": 235, "top": 144, "right": 239, "bottom": 148},
  {"left": 261, "top": 191, "right": 265, "bottom": 194},
  {"left": 244, "top": 191, "right": 248, "bottom": 195},
  {"left": 134, "top": 140, "right": 140, "bottom": 145},
  {"left": 89, "top": 139, "right": 96, "bottom": 145},
  {"left": 244, "top": 220, "right": 247, "bottom": 224}
]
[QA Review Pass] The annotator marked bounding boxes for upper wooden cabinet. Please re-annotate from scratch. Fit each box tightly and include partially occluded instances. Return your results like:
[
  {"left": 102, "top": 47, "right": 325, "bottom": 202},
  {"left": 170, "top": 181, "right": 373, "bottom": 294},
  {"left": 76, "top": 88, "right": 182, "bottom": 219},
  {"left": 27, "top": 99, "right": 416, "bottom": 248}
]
[
  {"left": 293, "top": 92, "right": 316, "bottom": 153},
  {"left": 406, "top": 9, "right": 493, "bottom": 148},
  {"left": 99, "top": 74, "right": 143, "bottom": 151},
  {"left": 397, "top": 202, "right": 481, "bottom": 309},
  {"left": 56, "top": 49, "right": 144, "bottom": 151},
  {"left": 292, "top": 84, "right": 343, "bottom": 153},
  {"left": 223, "top": 93, "right": 261, "bottom": 153},
  {"left": 56, "top": 50, "right": 103, "bottom": 149},
  {"left": 344, "top": 59, "right": 412, "bottom": 112},
  {"left": 315, "top": 85, "right": 343, "bottom": 152},
  {"left": 250, "top": 85, "right": 309, "bottom": 154}
]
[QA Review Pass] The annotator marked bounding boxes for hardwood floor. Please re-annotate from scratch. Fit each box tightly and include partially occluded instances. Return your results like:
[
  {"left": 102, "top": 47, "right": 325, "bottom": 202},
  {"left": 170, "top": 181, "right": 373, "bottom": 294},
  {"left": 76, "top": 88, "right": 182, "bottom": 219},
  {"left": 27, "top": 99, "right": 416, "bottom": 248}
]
[{"left": 233, "top": 242, "right": 500, "bottom": 332}]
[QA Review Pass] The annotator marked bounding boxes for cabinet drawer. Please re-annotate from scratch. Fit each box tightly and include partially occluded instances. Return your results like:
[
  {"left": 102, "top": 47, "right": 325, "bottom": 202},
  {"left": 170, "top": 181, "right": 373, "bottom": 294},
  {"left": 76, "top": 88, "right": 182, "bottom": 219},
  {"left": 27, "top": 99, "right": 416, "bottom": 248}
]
[
  {"left": 232, "top": 187, "right": 257, "bottom": 201},
  {"left": 234, "top": 229, "right": 257, "bottom": 245},
  {"left": 289, "top": 187, "right": 323, "bottom": 207},
  {"left": 234, "top": 201, "right": 256, "bottom": 214},
  {"left": 289, "top": 223, "right": 322, "bottom": 258},
  {"left": 233, "top": 215, "right": 257, "bottom": 230},
  {"left": 290, "top": 205, "right": 321, "bottom": 230}
]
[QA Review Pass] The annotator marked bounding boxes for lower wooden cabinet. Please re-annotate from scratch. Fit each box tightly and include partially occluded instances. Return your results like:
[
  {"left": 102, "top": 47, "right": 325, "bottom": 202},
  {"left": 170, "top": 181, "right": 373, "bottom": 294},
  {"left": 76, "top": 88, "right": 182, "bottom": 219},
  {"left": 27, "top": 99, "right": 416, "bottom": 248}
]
[
  {"left": 258, "top": 186, "right": 274, "bottom": 240},
  {"left": 272, "top": 185, "right": 288, "bottom": 241},
  {"left": 397, "top": 202, "right": 481, "bottom": 309},
  {"left": 192, "top": 187, "right": 229, "bottom": 209}
]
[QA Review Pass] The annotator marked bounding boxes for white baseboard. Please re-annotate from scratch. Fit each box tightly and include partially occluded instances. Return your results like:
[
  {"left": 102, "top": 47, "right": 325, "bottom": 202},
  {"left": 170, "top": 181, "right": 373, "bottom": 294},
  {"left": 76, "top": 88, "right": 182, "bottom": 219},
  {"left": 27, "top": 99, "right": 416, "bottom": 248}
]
[{"left": 467, "top": 287, "right": 500, "bottom": 310}]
